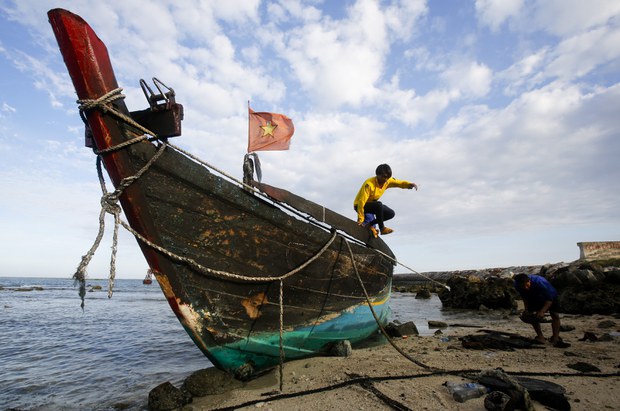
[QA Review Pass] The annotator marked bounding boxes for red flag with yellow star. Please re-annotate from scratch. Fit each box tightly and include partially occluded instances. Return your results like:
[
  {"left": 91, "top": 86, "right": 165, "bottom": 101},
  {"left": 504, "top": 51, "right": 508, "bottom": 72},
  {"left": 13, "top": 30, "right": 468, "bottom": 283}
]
[{"left": 248, "top": 107, "right": 295, "bottom": 152}]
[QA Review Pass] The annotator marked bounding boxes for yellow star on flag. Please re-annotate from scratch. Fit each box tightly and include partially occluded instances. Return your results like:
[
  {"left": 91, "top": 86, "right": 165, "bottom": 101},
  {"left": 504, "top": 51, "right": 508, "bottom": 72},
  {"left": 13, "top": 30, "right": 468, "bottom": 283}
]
[{"left": 260, "top": 121, "right": 278, "bottom": 136}]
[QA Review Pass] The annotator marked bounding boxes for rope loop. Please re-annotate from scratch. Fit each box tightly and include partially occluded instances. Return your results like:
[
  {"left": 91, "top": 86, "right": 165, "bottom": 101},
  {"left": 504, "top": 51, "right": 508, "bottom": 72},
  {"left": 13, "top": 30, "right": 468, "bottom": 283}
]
[
  {"left": 77, "top": 88, "right": 125, "bottom": 114},
  {"left": 100, "top": 192, "right": 121, "bottom": 215},
  {"left": 77, "top": 87, "right": 158, "bottom": 155}
]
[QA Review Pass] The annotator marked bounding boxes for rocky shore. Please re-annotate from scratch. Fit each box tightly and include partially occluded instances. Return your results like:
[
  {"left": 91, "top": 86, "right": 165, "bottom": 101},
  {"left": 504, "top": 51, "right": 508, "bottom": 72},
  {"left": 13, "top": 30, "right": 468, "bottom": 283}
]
[
  {"left": 393, "top": 259, "right": 620, "bottom": 314},
  {"left": 147, "top": 259, "right": 620, "bottom": 411},
  {"left": 149, "top": 312, "right": 620, "bottom": 411}
]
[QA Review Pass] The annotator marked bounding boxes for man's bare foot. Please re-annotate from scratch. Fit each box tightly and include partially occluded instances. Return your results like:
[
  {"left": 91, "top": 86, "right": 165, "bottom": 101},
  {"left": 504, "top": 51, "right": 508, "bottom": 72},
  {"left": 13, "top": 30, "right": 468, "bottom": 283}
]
[
  {"left": 550, "top": 337, "right": 571, "bottom": 348},
  {"left": 534, "top": 336, "right": 546, "bottom": 344}
]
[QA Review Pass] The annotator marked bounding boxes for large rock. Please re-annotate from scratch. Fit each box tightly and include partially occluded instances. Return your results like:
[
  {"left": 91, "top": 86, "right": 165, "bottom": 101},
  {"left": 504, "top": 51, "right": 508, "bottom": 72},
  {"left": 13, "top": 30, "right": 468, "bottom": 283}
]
[
  {"left": 385, "top": 321, "right": 419, "bottom": 337},
  {"left": 438, "top": 276, "right": 518, "bottom": 310},
  {"left": 543, "top": 260, "right": 620, "bottom": 314},
  {"left": 147, "top": 381, "right": 191, "bottom": 411},
  {"left": 181, "top": 367, "right": 243, "bottom": 397},
  {"left": 323, "top": 340, "right": 353, "bottom": 357},
  {"left": 401, "top": 259, "right": 620, "bottom": 315},
  {"left": 415, "top": 288, "right": 432, "bottom": 299}
]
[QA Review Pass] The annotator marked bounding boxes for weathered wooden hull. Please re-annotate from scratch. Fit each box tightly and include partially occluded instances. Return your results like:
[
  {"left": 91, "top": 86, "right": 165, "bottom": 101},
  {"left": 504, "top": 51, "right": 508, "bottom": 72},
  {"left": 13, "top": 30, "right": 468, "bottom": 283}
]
[{"left": 49, "top": 8, "right": 396, "bottom": 377}]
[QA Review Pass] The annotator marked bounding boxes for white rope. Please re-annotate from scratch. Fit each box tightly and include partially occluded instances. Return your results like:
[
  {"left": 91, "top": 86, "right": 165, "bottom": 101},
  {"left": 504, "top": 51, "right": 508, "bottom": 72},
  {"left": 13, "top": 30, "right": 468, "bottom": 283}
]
[
  {"left": 344, "top": 240, "right": 435, "bottom": 371},
  {"left": 375, "top": 248, "right": 450, "bottom": 291},
  {"left": 121, "top": 218, "right": 338, "bottom": 283}
]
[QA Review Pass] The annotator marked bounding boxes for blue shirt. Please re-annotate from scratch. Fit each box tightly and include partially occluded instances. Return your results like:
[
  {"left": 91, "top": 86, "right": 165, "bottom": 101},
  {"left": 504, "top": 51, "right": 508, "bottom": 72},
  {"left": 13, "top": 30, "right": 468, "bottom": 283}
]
[{"left": 516, "top": 274, "right": 557, "bottom": 304}]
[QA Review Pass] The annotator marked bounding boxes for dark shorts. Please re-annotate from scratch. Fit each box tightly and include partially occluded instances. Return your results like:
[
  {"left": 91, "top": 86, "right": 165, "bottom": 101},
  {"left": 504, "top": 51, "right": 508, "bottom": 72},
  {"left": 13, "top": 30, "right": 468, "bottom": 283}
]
[{"left": 527, "top": 297, "right": 561, "bottom": 313}]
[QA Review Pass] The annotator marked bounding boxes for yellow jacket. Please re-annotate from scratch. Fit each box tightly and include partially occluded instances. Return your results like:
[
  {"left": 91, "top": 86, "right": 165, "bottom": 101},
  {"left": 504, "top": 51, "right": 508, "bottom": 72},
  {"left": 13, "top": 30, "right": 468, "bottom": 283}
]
[{"left": 353, "top": 176, "right": 413, "bottom": 222}]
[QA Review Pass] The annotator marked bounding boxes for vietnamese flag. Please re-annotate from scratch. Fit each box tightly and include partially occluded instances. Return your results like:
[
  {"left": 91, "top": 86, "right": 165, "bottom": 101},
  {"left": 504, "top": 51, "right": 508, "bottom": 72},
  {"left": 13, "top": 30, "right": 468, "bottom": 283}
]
[{"left": 248, "top": 107, "right": 295, "bottom": 152}]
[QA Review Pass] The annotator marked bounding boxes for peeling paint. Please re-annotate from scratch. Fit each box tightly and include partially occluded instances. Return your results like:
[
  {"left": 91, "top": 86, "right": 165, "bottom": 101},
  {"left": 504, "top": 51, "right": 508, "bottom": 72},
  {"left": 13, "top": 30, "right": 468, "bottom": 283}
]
[
  {"left": 206, "top": 327, "right": 220, "bottom": 336},
  {"left": 177, "top": 300, "right": 205, "bottom": 333},
  {"left": 200, "top": 229, "right": 212, "bottom": 238},
  {"left": 241, "top": 292, "right": 268, "bottom": 319}
]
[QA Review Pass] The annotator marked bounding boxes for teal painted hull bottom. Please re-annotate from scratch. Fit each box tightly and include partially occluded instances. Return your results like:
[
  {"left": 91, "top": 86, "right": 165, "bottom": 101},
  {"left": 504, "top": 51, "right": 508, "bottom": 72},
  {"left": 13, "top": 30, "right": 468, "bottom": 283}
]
[{"left": 207, "top": 299, "right": 392, "bottom": 374}]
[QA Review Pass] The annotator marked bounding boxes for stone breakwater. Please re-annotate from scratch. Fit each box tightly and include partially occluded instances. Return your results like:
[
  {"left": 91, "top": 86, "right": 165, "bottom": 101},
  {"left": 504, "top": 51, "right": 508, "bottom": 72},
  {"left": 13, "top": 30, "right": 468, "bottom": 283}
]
[
  {"left": 393, "top": 265, "right": 541, "bottom": 288},
  {"left": 393, "top": 259, "right": 620, "bottom": 315}
]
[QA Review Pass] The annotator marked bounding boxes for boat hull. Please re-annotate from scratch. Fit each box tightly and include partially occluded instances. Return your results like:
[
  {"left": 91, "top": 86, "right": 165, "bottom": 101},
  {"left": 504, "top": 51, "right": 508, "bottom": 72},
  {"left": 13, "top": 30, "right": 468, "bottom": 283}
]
[
  {"left": 194, "top": 290, "right": 391, "bottom": 372},
  {"left": 49, "top": 8, "right": 396, "bottom": 377}
]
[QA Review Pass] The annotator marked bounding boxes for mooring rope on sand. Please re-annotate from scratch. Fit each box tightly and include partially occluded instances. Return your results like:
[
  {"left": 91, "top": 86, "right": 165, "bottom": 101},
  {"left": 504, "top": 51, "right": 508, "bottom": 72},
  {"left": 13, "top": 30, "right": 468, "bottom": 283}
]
[
  {"left": 207, "top": 369, "right": 620, "bottom": 411},
  {"left": 344, "top": 239, "right": 436, "bottom": 371}
]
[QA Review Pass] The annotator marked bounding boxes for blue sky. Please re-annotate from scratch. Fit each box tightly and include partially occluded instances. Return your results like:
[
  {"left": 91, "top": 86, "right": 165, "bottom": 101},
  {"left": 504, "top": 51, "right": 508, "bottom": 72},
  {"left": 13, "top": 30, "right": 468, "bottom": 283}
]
[{"left": 1, "top": 0, "right": 619, "bottom": 279}]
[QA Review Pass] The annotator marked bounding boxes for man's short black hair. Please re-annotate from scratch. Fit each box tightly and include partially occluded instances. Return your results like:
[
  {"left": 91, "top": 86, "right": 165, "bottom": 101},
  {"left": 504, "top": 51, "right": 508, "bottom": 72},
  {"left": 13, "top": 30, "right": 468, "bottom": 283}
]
[
  {"left": 514, "top": 273, "right": 530, "bottom": 289},
  {"left": 375, "top": 164, "right": 392, "bottom": 177}
]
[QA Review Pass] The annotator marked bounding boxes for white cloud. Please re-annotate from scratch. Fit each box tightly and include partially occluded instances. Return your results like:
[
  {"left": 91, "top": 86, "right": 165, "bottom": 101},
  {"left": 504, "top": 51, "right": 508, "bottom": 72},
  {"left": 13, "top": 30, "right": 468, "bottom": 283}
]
[
  {"left": 420, "top": 81, "right": 620, "bottom": 229},
  {"left": 498, "top": 48, "right": 548, "bottom": 94},
  {"left": 545, "top": 25, "right": 620, "bottom": 80},
  {"left": 497, "top": 23, "right": 620, "bottom": 96},
  {"left": 384, "top": 0, "right": 428, "bottom": 41},
  {"left": 2, "top": 103, "right": 17, "bottom": 113},
  {"left": 475, "top": 0, "right": 524, "bottom": 31},
  {"left": 404, "top": 47, "right": 447, "bottom": 72},
  {"left": 276, "top": 1, "right": 389, "bottom": 109},
  {"left": 441, "top": 61, "right": 493, "bottom": 98},
  {"left": 529, "top": 0, "right": 620, "bottom": 37},
  {"left": 371, "top": 60, "right": 492, "bottom": 128}
]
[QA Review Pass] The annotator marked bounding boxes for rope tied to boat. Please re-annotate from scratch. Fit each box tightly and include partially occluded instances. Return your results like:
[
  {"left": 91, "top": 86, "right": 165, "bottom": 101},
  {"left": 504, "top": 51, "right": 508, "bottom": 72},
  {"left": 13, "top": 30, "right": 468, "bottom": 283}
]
[
  {"left": 77, "top": 88, "right": 153, "bottom": 155},
  {"left": 77, "top": 88, "right": 124, "bottom": 117},
  {"left": 74, "top": 89, "right": 338, "bottom": 283},
  {"left": 72, "top": 86, "right": 433, "bottom": 389},
  {"left": 74, "top": 88, "right": 169, "bottom": 306},
  {"left": 73, "top": 145, "right": 165, "bottom": 307},
  {"left": 343, "top": 239, "right": 436, "bottom": 372}
]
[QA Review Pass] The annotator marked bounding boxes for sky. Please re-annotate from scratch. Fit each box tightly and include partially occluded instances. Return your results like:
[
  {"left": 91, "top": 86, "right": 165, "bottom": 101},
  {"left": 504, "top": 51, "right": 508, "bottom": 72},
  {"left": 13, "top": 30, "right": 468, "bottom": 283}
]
[{"left": 1, "top": 0, "right": 619, "bottom": 279}]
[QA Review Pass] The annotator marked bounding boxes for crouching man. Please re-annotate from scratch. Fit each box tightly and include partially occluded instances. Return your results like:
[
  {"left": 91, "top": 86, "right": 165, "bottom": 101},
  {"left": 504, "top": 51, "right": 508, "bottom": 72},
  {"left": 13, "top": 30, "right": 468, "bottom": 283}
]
[{"left": 514, "top": 273, "right": 569, "bottom": 347}]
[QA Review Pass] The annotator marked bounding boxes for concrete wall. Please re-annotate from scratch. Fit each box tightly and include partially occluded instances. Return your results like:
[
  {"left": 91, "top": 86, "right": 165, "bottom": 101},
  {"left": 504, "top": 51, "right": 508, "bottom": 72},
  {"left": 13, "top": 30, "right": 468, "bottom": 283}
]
[{"left": 577, "top": 241, "right": 620, "bottom": 260}]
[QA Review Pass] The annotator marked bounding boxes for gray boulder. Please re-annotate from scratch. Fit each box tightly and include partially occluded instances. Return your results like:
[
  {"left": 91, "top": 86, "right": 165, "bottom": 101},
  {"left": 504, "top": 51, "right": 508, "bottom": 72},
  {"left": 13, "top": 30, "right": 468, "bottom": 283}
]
[
  {"left": 181, "top": 367, "right": 243, "bottom": 397},
  {"left": 148, "top": 381, "right": 191, "bottom": 411},
  {"left": 438, "top": 276, "right": 518, "bottom": 310},
  {"left": 385, "top": 321, "right": 419, "bottom": 337},
  {"left": 544, "top": 260, "right": 620, "bottom": 314}
]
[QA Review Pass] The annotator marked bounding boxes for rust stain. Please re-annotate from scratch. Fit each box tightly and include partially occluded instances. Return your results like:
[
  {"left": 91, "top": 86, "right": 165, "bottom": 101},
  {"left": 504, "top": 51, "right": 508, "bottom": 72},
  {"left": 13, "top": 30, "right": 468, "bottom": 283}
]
[
  {"left": 156, "top": 272, "right": 174, "bottom": 298},
  {"left": 241, "top": 292, "right": 268, "bottom": 319},
  {"left": 206, "top": 326, "right": 221, "bottom": 337},
  {"left": 199, "top": 230, "right": 212, "bottom": 242}
]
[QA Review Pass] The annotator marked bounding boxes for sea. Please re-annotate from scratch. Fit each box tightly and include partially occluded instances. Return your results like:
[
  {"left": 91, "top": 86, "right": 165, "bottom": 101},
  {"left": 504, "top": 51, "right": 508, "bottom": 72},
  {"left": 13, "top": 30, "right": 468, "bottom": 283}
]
[{"left": 0, "top": 277, "right": 496, "bottom": 411}]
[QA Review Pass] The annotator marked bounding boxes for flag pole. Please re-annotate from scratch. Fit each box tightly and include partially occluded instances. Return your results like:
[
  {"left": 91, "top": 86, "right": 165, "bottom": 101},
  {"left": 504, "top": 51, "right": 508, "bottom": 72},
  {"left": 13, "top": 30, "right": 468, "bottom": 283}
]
[{"left": 247, "top": 100, "right": 251, "bottom": 153}]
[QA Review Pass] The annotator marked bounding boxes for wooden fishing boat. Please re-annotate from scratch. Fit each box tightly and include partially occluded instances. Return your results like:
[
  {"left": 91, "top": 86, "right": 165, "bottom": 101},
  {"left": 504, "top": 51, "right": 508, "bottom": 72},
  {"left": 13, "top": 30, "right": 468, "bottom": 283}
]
[{"left": 48, "top": 8, "right": 396, "bottom": 378}]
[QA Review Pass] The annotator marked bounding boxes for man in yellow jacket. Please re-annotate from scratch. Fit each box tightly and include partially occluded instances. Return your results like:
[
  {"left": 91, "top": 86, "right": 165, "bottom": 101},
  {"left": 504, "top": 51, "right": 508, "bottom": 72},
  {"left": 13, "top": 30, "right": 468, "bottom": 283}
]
[{"left": 353, "top": 164, "right": 417, "bottom": 238}]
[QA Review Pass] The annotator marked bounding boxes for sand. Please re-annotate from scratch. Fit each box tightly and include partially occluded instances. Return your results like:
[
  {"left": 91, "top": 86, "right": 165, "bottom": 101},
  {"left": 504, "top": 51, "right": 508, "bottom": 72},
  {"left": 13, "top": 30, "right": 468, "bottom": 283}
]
[{"left": 185, "top": 307, "right": 619, "bottom": 411}]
